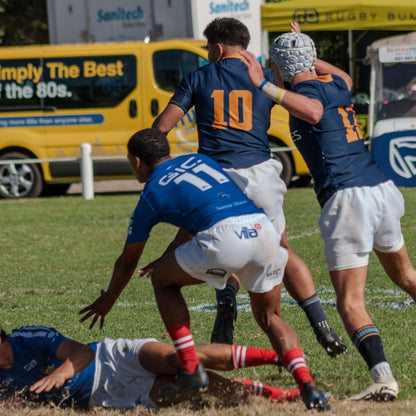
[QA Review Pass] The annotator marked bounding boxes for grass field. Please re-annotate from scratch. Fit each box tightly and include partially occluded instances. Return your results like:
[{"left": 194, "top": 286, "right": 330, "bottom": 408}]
[{"left": 1, "top": 186, "right": 416, "bottom": 415}]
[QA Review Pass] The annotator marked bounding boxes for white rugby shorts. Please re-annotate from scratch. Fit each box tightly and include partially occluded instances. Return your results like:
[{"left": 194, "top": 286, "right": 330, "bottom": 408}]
[
  {"left": 319, "top": 181, "right": 405, "bottom": 271},
  {"left": 224, "top": 158, "right": 287, "bottom": 235},
  {"left": 175, "top": 213, "right": 288, "bottom": 293},
  {"left": 89, "top": 337, "right": 159, "bottom": 409}
]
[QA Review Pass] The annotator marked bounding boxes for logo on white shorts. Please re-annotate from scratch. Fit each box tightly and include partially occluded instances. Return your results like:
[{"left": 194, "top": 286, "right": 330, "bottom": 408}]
[
  {"left": 234, "top": 224, "right": 261, "bottom": 239},
  {"left": 206, "top": 268, "right": 227, "bottom": 278},
  {"left": 267, "top": 268, "right": 282, "bottom": 278}
]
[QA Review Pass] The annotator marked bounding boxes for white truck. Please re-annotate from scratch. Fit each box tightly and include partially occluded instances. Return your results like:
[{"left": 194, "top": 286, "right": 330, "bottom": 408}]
[
  {"left": 46, "top": 0, "right": 264, "bottom": 57},
  {"left": 366, "top": 31, "right": 416, "bottom": 186}
]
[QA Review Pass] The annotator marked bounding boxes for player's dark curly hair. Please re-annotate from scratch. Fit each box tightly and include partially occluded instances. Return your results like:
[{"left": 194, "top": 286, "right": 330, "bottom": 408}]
[
  {"left": 127, "top": 128, "right": 170, "bottom": 167},
  {"left": 203, "top": 17, "right": 250, "bottom": 49}
]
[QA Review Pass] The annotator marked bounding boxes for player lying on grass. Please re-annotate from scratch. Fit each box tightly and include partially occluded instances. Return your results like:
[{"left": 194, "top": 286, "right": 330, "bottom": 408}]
[
  {"left": 79, "top": 128, "right": 328, "bottom": 410},
  {"left": 0, "top": 324, "right": 300, "bottom": 409}
]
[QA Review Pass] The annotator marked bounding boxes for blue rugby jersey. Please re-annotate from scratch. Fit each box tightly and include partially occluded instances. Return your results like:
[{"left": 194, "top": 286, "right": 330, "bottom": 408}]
[
  {"left": 126, "top": 153, "right": 263, "bottom": 243},
  {"left": 170, "top": 54, "right": 276, "bottom": 169},
  {"left": 289, "top": 74, "right": 388, "bottom": 207},
  {"left": 0, "top": 326, "right": 97, "bottom": 408}
]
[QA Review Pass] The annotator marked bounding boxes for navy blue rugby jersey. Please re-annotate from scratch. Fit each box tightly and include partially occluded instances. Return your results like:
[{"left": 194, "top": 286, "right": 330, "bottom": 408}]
[
  {"left": 170, "top": 54, "right": 275, "bottom": 169},
  {"left": 289, "top": 74, "right": 388, "bottom": 207},
  {"left": 0, "top": 326, "right": 97, "bottom": 408},
  {"left": 126, "top": 153, "right": 263, "bottom": 243}
]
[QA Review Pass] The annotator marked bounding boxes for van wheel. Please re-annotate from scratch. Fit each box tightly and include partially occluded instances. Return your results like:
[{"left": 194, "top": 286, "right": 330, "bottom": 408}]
[
  {"left": 270, "top": 147, "right": 293, "bottom": 187},
  {"left": 0, "top": 152, "right": 43, "bottom": 199}
]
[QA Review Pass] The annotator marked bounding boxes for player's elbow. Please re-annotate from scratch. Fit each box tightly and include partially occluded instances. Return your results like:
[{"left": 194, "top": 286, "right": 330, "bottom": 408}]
[
  {"left": 303, "top": 111, "right": 321, "bottom": 125},
  {"left": 305, "top": 105, "right": 323, "bottom": 125}
]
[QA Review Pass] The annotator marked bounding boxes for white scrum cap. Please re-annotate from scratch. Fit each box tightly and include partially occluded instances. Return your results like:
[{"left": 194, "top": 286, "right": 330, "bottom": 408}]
[{"left": 270, "top": 32, "right": 317, "bottom": 82}]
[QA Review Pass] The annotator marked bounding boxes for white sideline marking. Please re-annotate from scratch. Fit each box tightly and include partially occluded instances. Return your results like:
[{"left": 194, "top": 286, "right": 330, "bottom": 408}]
[
  {"left": 287, "top": 229, "right": 320, "bottom": 240},
  {"left": 87, "top": 288, "right": 412, "bottom": 312},
  {"left": 187, "top": 288, "right": 415, "bottom": 312},
  {"left": 5, "top": 289, "right": 413, "bottom": 313}
]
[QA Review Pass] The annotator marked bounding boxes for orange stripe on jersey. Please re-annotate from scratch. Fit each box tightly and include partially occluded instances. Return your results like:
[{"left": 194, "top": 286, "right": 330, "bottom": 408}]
[
  {"left": 337, "top": 105, "right": 363, "bottom": 143},
  {"left": 222, "top": 52, "right": 244, "bottom": 61},
  {"left": 303, "top": 74, "right": 334, "bottom": 83}
]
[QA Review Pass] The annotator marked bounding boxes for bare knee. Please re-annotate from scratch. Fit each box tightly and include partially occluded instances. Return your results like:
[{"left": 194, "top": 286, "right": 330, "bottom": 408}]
[
  {"left": 336, "top": 295, "right": 367, "bottom": 318},
  {"left": 394, "top": 273, "right": 416, "bottom": 293}
]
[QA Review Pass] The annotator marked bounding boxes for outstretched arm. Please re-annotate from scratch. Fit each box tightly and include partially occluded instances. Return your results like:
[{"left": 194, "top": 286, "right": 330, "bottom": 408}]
[
  {"left": 240, "top": 50, "right": 323, "bottom": 124},
  {"left": 29, "top": 339, "right": 95, "bottom": 394},
  {"left": 79, "top": 241, "right": 145, "bottom": 329}
]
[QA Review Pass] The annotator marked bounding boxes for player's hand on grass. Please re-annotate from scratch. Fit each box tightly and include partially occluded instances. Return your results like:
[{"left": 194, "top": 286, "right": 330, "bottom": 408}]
[
  {"left": 79, "top": 290, "right": 116, "bottom": 330},
  {"left": 30, "top": 372, "right": 66, "bottom": 394}
]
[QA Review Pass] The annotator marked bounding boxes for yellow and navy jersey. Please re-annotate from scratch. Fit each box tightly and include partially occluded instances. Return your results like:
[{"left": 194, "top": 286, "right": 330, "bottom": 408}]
[
  {"left": 170, "top": 54, "right": 276, "bottom": 169},
  {"left": 290, "top": 74, "right": 389, "bottom": 207}
]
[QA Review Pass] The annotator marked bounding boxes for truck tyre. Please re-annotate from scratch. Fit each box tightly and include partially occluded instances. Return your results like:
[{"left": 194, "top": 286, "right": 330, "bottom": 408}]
[
  {"left": 269, "top": 138, "right": 293, "bottom": 187},
  {"left": 0, "top": 152, "right": 43, "bottom": 199}
]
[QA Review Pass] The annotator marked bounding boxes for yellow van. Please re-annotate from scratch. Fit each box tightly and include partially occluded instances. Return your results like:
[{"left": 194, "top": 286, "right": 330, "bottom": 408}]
[{"left": 0, "top": 39, "right": 309, "bottom": 198}]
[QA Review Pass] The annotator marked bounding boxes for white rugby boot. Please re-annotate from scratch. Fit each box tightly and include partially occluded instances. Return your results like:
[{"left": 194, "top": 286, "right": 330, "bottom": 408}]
[{"left": 347, "top": 376, "right": 399, "bottom": 401}]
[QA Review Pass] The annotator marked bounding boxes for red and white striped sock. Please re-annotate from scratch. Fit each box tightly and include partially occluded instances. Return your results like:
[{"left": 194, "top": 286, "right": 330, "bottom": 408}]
[
  {"left": 232, "top": 345, "right": 279, "bottom": 369},
  {"left": 280, "top": 347, "right": 314, "bottom": 390},
  {"left": 241, "top": 378, "right": 300, "bottom": 402},
  {"left": 167, "top": 322, "right": 199, "bottom": 373}
]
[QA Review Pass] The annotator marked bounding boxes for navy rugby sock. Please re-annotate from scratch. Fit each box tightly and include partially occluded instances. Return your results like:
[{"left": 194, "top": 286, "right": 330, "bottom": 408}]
[
  {"left": 352, "top": 325, "right": 390, "bottom": 374},
  {"left": 298, "top": 292, "right": 328, "bottom": 328}
]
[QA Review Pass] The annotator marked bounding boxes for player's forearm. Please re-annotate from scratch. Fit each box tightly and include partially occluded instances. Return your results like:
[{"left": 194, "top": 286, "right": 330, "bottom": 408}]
[
  {"left": 259, "top": 81, "right": 323, "bottom": 124},
  {"left": 106, "top": 256, "right": 137, "bottom": 301},
  {"left": 54, "top": 345, "right": 94, "bottom": 381},
  {"left": 30, "top": 342, "right": 95, "bottom": 393},
  {"left": 57, "top": 340, "right": 96, "bottom": 377},
  {"left": 152, "top": 103, "right": 185, "bottom": 134},
  {"left": 106, "top": 243, "right": 144, "bottom": 301}
]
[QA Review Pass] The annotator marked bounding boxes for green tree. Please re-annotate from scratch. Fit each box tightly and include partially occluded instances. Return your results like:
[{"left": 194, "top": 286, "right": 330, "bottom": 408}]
[{"left": 0, "top": 0, "right": 48, "bottom": 46}]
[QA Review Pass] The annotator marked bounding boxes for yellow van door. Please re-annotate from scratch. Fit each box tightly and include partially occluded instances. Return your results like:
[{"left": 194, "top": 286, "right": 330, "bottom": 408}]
[{"left": 144, "top": 41, "right": 208, "bottom": 156}]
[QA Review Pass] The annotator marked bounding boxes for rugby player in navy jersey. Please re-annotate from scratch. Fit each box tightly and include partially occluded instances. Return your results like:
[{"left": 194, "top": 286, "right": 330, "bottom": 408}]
[
  {"left": 151, "top": 17, "right": 346, "bottom": 358},
  {"left": 78, "top": 128, "right": 328, "bottom": 410},
  {"left": 241, "top": 21, "right": 416, "bottom": 401},
  {"left": 0, "top": 324, "right": 301, "bottom": 409}
]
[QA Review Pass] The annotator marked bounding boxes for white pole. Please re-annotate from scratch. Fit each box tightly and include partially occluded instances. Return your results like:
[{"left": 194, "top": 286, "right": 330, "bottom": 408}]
[
  {"left": 80, "top": 143, "right": 94, "bottom": 200},
  {"left": 368, "top": 57, "right": 377, "bottom": 141}
]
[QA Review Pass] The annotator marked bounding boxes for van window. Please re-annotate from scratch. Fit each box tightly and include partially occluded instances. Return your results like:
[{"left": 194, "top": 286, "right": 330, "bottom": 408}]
[
  {"left": 0, "top": 59, "right": 42, "bottom": 110},
  {"left": 153, "top": 49, "right": 208, "bottom": 92},
  {"left": 0, "top": 55, "right": 137, "bottom": 111}
]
